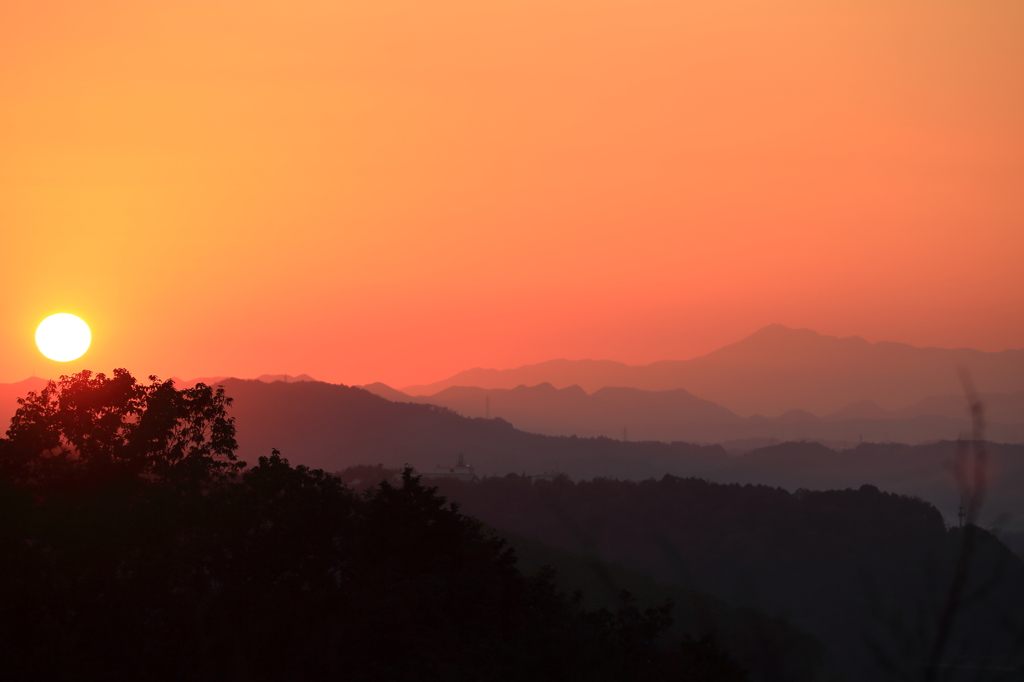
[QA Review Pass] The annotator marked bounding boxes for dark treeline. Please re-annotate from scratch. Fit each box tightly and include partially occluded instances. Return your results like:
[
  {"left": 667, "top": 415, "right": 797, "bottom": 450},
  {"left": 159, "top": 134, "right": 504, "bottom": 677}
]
[
  {"left": 411, "top": 474, "right": 1024, "bottom": 680},
  {"left": 707, "top": 440, "right": 1024, "bottom": 535},
  {"left": 0, "top": 370, "right": 751, "bottom": 681},
  {"left": 339, "top": 467, "right": 826, "bottom": 682},
  {"left": 497, "top": 530, "right": 825, "bottom": 682}
]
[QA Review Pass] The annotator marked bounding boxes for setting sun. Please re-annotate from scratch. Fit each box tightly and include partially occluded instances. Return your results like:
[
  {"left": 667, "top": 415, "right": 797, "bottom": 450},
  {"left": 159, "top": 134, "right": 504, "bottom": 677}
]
[{"left": 35, "top": 313, "right": 91, "bottom": 362}]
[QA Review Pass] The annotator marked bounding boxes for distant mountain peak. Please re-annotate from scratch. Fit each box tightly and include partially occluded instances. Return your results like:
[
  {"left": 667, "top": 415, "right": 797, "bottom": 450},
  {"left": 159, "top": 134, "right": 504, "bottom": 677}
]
[
  {"left": 359, "top": 382, "right": 415, "bottom": 403},
  {"left": 517, "top": 382, "right": 557, "bottom": 392},
  {"left": 171, "top": 373, "right": 318, "bottom": 386},
  {"left": 395, "top": 325, "right": 1024, "bottom": 416},
  {"left": 255, "top": 373, "right": 317, "bottom": 383},
  {"left": 726, "top": 324, "right": 870, "bottom": 350}
]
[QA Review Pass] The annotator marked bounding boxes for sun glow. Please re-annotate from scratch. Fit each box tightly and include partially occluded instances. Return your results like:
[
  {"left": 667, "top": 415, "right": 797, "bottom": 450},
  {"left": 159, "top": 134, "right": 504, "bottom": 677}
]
[{"left": 36, "top": 313, "right": 92, "bottom": 362}]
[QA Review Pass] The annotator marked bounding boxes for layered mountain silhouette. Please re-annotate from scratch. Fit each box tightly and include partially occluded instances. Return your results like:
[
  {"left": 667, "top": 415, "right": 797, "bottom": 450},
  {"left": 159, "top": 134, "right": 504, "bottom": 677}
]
[
  {"left": 361, "top": 381, "right": 1024, "bottom": 445},
  {"left": 402, "top": 325, "right": 1024, "bottom": 416},
  {"left": 214, "top": 379, "right": 728, "bottom": 482},
  {"left": 170, "top": 373, "right": 317, "bottom": 386},
  {"left": 420, "top": 383, "right": 741, "bottom": 441},
  {"left": 2, "top": 376, "right": 1023, "bottom": 530},
  {"left": 208, "top": 380, "right": 1024, "bottom": 532}
]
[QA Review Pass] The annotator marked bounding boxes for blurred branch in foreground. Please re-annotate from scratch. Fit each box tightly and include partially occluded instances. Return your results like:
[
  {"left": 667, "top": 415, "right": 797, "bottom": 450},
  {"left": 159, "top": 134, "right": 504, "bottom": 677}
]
[{"left": 922, "top": 368, "right": 987, "bottom": 682}]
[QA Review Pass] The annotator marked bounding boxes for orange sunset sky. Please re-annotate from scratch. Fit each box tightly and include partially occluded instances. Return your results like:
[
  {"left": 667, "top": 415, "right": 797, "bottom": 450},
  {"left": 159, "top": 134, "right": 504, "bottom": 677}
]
[{"left": 1, "top": 0, "right": 1022, "bottom": 387}]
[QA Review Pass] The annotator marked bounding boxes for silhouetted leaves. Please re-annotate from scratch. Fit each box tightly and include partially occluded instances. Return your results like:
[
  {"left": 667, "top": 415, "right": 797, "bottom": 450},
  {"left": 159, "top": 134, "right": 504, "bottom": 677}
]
[{"left": 1, "top": 369, "right": 242, "bottom": 488}]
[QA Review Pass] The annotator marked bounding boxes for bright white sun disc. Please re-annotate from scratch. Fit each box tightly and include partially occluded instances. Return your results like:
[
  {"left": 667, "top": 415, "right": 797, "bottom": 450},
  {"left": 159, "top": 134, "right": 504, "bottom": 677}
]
[{"left": 36, "top": 313, "right": 91, "bottom": 362}]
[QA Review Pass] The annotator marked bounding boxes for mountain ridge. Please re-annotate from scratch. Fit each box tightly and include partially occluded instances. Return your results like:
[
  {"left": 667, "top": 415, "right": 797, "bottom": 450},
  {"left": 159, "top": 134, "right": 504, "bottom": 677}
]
[
  {"left": 401, "top": 325, "right": 1024, "bottom": 416},
  {"left": 373, "top": 380, "right": 1024, "bottom": 442}
]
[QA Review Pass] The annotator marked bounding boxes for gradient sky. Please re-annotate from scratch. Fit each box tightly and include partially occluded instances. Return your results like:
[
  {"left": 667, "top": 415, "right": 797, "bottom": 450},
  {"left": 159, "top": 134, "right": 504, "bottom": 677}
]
[{"left": 2, "top": 0, "right": 1022, "bottom": 387}]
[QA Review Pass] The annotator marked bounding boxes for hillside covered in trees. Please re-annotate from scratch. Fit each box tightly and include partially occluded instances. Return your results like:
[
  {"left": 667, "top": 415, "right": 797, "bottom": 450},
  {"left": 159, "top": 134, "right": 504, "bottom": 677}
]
[{"left": 424, "top": 474, "right": 1024, "bottom": 679}]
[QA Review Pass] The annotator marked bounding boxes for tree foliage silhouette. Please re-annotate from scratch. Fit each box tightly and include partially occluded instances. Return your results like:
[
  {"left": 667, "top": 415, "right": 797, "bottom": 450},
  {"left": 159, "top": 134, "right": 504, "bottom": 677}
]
[{"left": 1, "top": 369, "right": 242, "bottom": 487}]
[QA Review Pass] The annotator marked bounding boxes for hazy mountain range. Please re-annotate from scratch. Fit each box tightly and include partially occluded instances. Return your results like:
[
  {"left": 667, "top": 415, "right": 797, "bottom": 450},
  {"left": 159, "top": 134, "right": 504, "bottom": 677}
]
[
  {"left": 361, "top": 381, "right": 1024, "bottom": 445},
  {"left": 401, "top": 325, "right": 1024, "bottom": 417},
  {"left": 4, "top": 326, "right": 1022, "bottom": 446},
  {"left": 171, "top": 373, "right": 318, "bottom": 386}
]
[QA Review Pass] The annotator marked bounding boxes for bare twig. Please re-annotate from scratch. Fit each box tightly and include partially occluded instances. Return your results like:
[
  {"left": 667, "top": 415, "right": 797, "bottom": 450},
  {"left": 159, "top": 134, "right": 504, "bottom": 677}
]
[{"left": 922, "top": 368, "right": 987, "bottom": 682}]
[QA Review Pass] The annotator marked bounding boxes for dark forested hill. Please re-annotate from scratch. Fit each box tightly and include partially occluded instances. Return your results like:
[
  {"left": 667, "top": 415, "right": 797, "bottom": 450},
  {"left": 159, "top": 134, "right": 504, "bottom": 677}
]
[
  {"left": 497, "top": 529, "right": 825, "bottom": 682},
  {"left": 429, "top": 475, "right": 1024, "bottom": 681},
  {"left": 711, "top": 440, "right": 1024, "bottom": 533}
]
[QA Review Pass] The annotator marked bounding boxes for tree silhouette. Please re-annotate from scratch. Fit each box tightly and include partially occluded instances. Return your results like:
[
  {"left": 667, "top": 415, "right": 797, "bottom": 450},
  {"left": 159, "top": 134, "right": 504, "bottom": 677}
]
[{"left": 1, "top": 368, "right": 242, "bottom": 488}]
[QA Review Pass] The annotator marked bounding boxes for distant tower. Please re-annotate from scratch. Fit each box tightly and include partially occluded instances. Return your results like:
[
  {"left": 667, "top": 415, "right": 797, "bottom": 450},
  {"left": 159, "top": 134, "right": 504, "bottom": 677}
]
[
  {"left": 458, "top": 452, "right": 465, "bottom": 466},
  {"left": 958, "top": 493, "right": 966, "bottom": 528},
  {"left": 485, "top": 396, "right": 490, "bottom": 419},
  {"left": 623, "top": 427, "right": 628, "bottom": 442}
]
